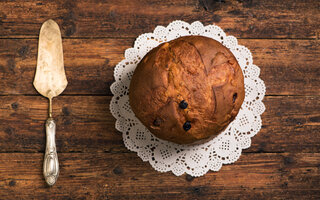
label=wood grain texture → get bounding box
[0,0,319,198]
[0,96,319,153]
[0,39,319,95]
[0,152,319,199]
[0,0,319,39]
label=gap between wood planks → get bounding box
[0,151,289,154]
[0,37,318,40]
[0,94,319,97]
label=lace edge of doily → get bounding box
[110,20,266,177]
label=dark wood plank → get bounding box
[239,39,320,96]
[0,38,129,95]
[0,152,319,199]
[0,39,319,95]
[0,0,319,39]
[0,96,319,153]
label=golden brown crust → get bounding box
[129,36,245,144]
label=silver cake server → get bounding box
[33,19,68,186]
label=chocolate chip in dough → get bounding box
[179,100,188,109]
[153,118,162,126]
[233,93,238,103]
[183,121,191,131]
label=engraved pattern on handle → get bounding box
[43,118,59,186]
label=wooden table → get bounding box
[0,0,319,199]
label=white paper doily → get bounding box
[110,20,266,177]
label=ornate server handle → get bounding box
[43,118,59,186]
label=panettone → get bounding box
[129,36,245,144]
